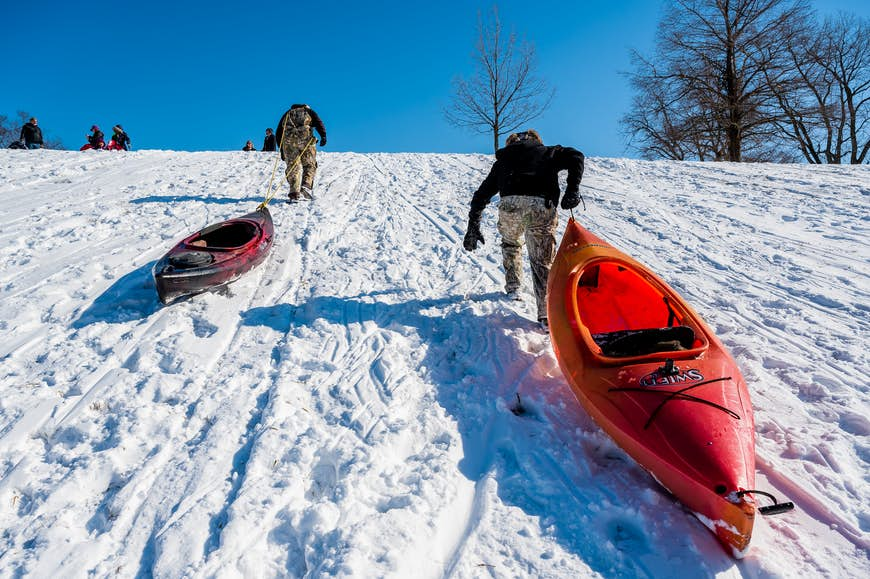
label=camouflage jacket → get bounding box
[276,104,326,146]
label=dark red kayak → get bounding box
[153,207,274,304]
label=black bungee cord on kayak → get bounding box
[610,364,797,515]
[609,376,741,429]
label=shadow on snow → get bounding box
[241,291,737,577]
[130,195,264,205]
[71,261,161,328]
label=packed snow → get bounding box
[0,149,867,578]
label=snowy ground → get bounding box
[0,149,867,578]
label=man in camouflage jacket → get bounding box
[463,129,585,328]
[276,104,327,201]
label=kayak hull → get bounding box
[153,207,274,304]
[547,218,756,557]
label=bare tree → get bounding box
[764,31,828,164]
[812,14,869,164]
[0,114,15,147]
[623,52,729,160]
[623,0,811,162]
[445,6,554,153]
[767,14,869,163]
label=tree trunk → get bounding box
[725,41,742,162]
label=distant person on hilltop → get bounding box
[107,125,131,150]
[462,129,585,330]
[242,140,256,151]
[276,104,326,202]
[81,125,105,150]
[20,117,43,149]
[262,127,276,152]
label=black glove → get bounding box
[319,137,327,147]
[561,189,581,210]
[463,218,485,251]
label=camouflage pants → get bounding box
[497,196,558,320]
[282,134,317,192]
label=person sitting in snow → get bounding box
[81,125,105,150]
[275,103,327,201]
[107,125,131,150]
[462,129,585,330]
[242,140,256,151]
[19,117,44,149]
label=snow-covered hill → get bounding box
[0,149,867,578]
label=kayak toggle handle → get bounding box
[737,489,795,515]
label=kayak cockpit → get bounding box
[185,220,259,250]
[570,259,708,360]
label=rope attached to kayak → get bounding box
[609,377,740,429]
[258,113,290,210]
[567,189,586,221]
[258,137,315,210]
[258,111,316,210]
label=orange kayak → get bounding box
[547,218,756,557]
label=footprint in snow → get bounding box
[306,456,339,500]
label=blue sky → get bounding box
[2,1,867,156]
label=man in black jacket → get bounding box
[275,104,327,201]
[463,129,585,329]
[20,117,44,149]
[261,128,276,152]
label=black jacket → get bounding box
[469,141,585,216]
[20,123,43,145]
[88,130,105,148]
[112,131,130,149]
[262,133,277,151]
[275,104,326,147]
